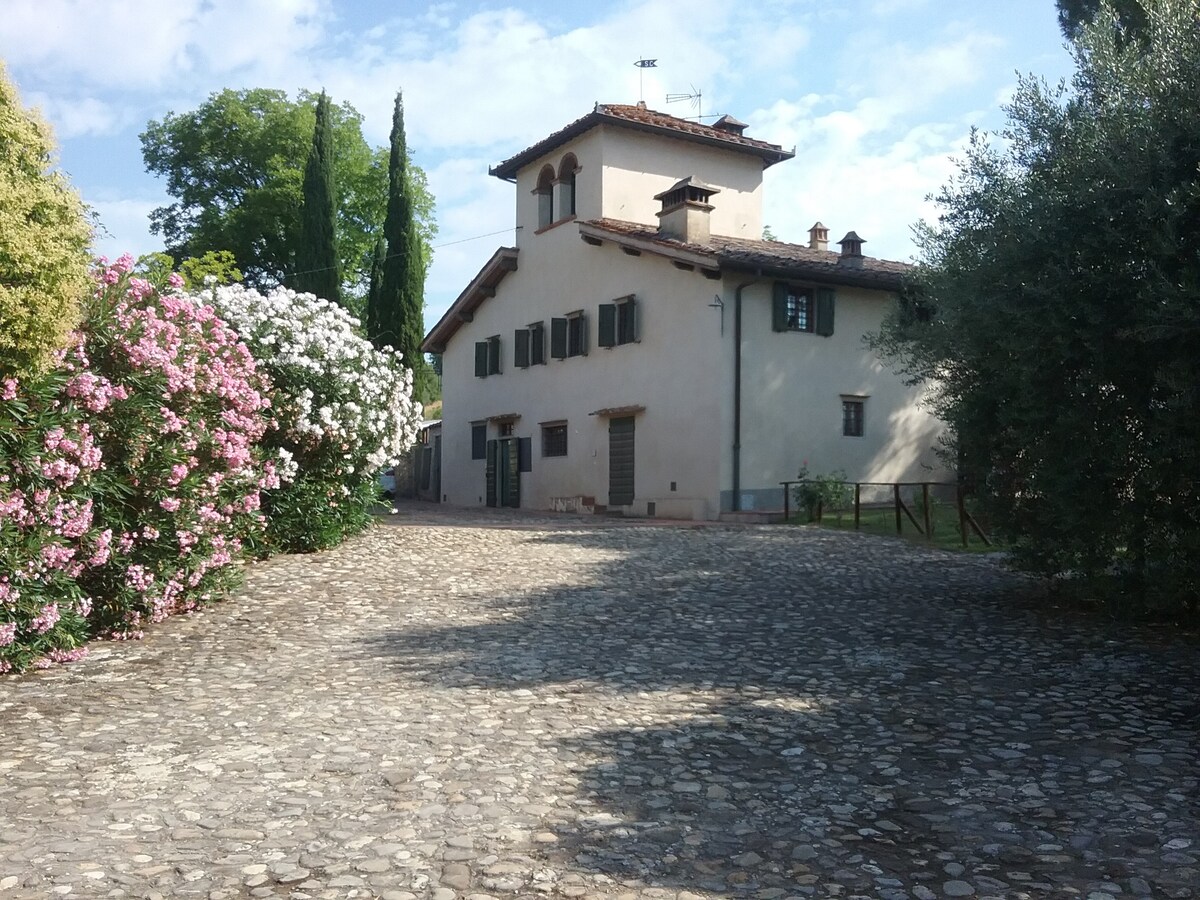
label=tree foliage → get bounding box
[873,0,1200,614]
[140,88,435,303]
[295,91,340,305]
[1057,0,1150,38]
[0,64,91,376]
[373,92,436,404]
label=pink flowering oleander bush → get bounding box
[0,256,275,673]
[202,284,422,552]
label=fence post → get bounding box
[922,482,933,541]
[957,484,968,548]
[893,484,902,534]
[854,483,861,531]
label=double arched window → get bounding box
[535,153,580,231]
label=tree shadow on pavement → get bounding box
[365,523,1200,897]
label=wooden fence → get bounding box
[778,480,991,548]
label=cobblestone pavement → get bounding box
[2,503,1198,900]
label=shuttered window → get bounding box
[599,296,638,348]
[551,313,587,358]
[773,282,835,336]
[471,423,487,460]
[475,336,501,376]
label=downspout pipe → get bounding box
[731,278,756,512]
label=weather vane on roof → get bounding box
[634,58,657,104]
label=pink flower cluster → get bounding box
[1,257,274,674]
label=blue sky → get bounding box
[1,0,1075,331]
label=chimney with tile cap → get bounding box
[808,221,829,251]
[655,176,720,243]
[837,230,865,268]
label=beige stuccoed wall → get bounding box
[439,222,733,518]
[510,127,765,241]
[732,279,949,510]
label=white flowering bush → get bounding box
[201,283,422,550]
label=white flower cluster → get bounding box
[200,285,423,480]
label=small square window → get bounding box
[842,399,864,437]
[542,423,568,457]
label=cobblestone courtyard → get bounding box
[1,504,1197,900]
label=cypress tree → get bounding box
[365,232,385,339]
[295,90,340,305]
[376,90,431,399]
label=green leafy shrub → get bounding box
[204,283,422,552]
[793,463,852,522]
[1,258,274,673]
[0,64,91,376]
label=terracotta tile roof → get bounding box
[489,103,794,180]
[581,219,912,290]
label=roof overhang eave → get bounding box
[420,247,519,354]
[716,255,907,292]
[577,222,720,272]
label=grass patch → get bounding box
[787,503,1006,553]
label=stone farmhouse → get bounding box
[421,102,947,519]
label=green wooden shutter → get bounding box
[487,337,501,375]
[531,323,545,365]
[518,437,532,472]
[771,282,789,332]
[815,288,836,336]
[514,328,530,368]
[579,315,589,356]
[471,424,486,460]
[474,341,488,377]
[598,303,616,347]
[623,298,638,343]
[550,317,567,359]
[485,440,498,507]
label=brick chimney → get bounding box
[655,176,720,243]
[808,221,829,251]
[837,231,865,268]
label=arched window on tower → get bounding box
[558,153,578,218]
[535,165,554,229]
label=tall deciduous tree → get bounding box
[140,88,435,306]
[873,0,1200,614]
[374,91,435,403]
[295,91,340,305]
[0,64,91,376]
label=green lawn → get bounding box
[786,503,1005,553]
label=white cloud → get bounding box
[87,197,162,262]
[25,94,127,139]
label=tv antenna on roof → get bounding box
[666,86,702,121]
